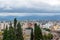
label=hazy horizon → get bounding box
[0,13,60,16]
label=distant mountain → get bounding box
[0,15,60,21]
[0,8,60,13]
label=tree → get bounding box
[8,22,16,40]
[43,33,53,40]
[34,23,43,40]
[14,18,17,40]
[14,18,17,28]
[14,18,17,32]
[48,33,53,40]
[30,28,33,40]
[16,22,24,40]
[43,34,48,40]
[3,25,8,40]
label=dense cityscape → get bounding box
[0,18,60,40]
[0,0,60,40]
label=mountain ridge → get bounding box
[0,15,60,21]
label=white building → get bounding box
[42,22,54,29]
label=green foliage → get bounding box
[14,18,17,27]
[48,33,53,40]
[3,18,24,40]
[3,26,9,40]
[30,28,33,40]
[43,34,48,40]
[8,22,16,40]
[43,33,53,40]
[14,18,17,40]
[3,18,53,40]
[34,23,43,40]
[16,22,24,40]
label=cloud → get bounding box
[0,0,60,12]
[0,13,60,16]
[0,13,29,16]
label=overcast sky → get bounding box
[0,0,60,16]
[0,0,60,13]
